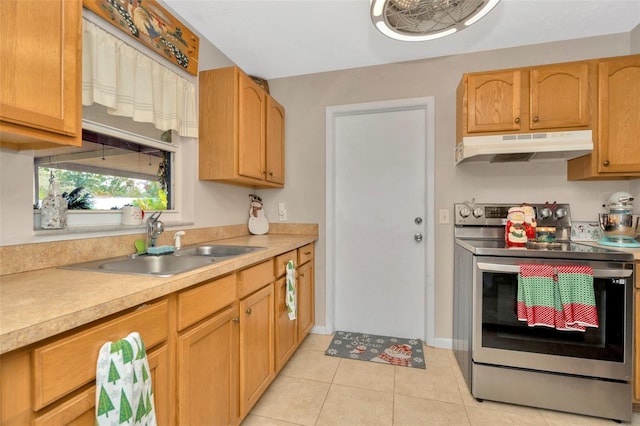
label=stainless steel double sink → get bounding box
[61,245,267,277]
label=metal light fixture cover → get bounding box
[371,0,500,41]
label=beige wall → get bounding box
[264,33,638,342]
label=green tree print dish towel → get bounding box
[96,332,157,425]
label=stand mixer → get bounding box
[598,191,640,247]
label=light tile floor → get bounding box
[243,334,640,426]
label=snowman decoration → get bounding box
[248,194,269,235]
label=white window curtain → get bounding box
[82,19,198,138]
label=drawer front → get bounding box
[178,274,237,331]
[298,243,314,266]
[275,250,297,277]
[238,260,274,298]
[33,299,169,410]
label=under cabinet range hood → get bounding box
[455,130,593,164]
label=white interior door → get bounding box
[330,102,429,340]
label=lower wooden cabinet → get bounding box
[297,260,315,342]
[177,305,239,426]
[0,299,171,426]
[32,345,170,426]
[239,283,275,418]
[275,276,298,372]
[0,242,316,426]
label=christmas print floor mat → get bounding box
[325,331,425,369]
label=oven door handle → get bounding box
[476,262,633,278]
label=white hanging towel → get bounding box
[286,260,297,320]
[95,332,157,426]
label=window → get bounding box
[34,121,175,212]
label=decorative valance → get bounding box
[82,19,198,138]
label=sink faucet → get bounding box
[146,212,164,248]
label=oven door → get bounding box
[472,256,633,381]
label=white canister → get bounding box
[121,206,143,226]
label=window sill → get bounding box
[33,220,194,238]
[33,210,193,239]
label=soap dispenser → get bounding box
[41,175,68,229]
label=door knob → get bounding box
[414,233,423,242]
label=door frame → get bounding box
[325,97,436,346]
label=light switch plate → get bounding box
[439,209,450,224]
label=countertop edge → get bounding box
[0,234,317,354]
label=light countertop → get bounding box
[576,240,640,261]
[0,233,317,355]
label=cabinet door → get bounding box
[530,62,591,129]
[238,72,266,180]
[274,276,297,372]
[596,55,640,174]
[177,305,239,426]
[265,96,285,185]
[297,261,315,342]
[0,0,81,148]
[239,283,275,418]
[466,71,522,133]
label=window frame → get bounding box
[33,119,180,231]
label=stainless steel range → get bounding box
[453,202,634,422]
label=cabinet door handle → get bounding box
[245,308,252,315]
[232,317,240,323]
[603,160,610,166]
[514,117,520,124]
[533,116,539,122]
[269,171,273,176]
[304,251,311,255]
[299,273,305,278]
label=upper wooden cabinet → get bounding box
[465,70,522,133]
[265,97,285,185]
[568,55,640,180]
[459,61,594,138]
[199,66,285,188]
[530,62,591,130]
[0,0,82,150]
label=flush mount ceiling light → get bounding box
[371,0,500,41]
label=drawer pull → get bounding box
[232,317,240,323]
[245,308,252,315]
[304,251,311,255]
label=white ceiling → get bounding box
[164,0,640,80]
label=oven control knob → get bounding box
[472,208,484,218]
[554,208,567,219]
[540,207,552,219]
[459,206,471,218]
